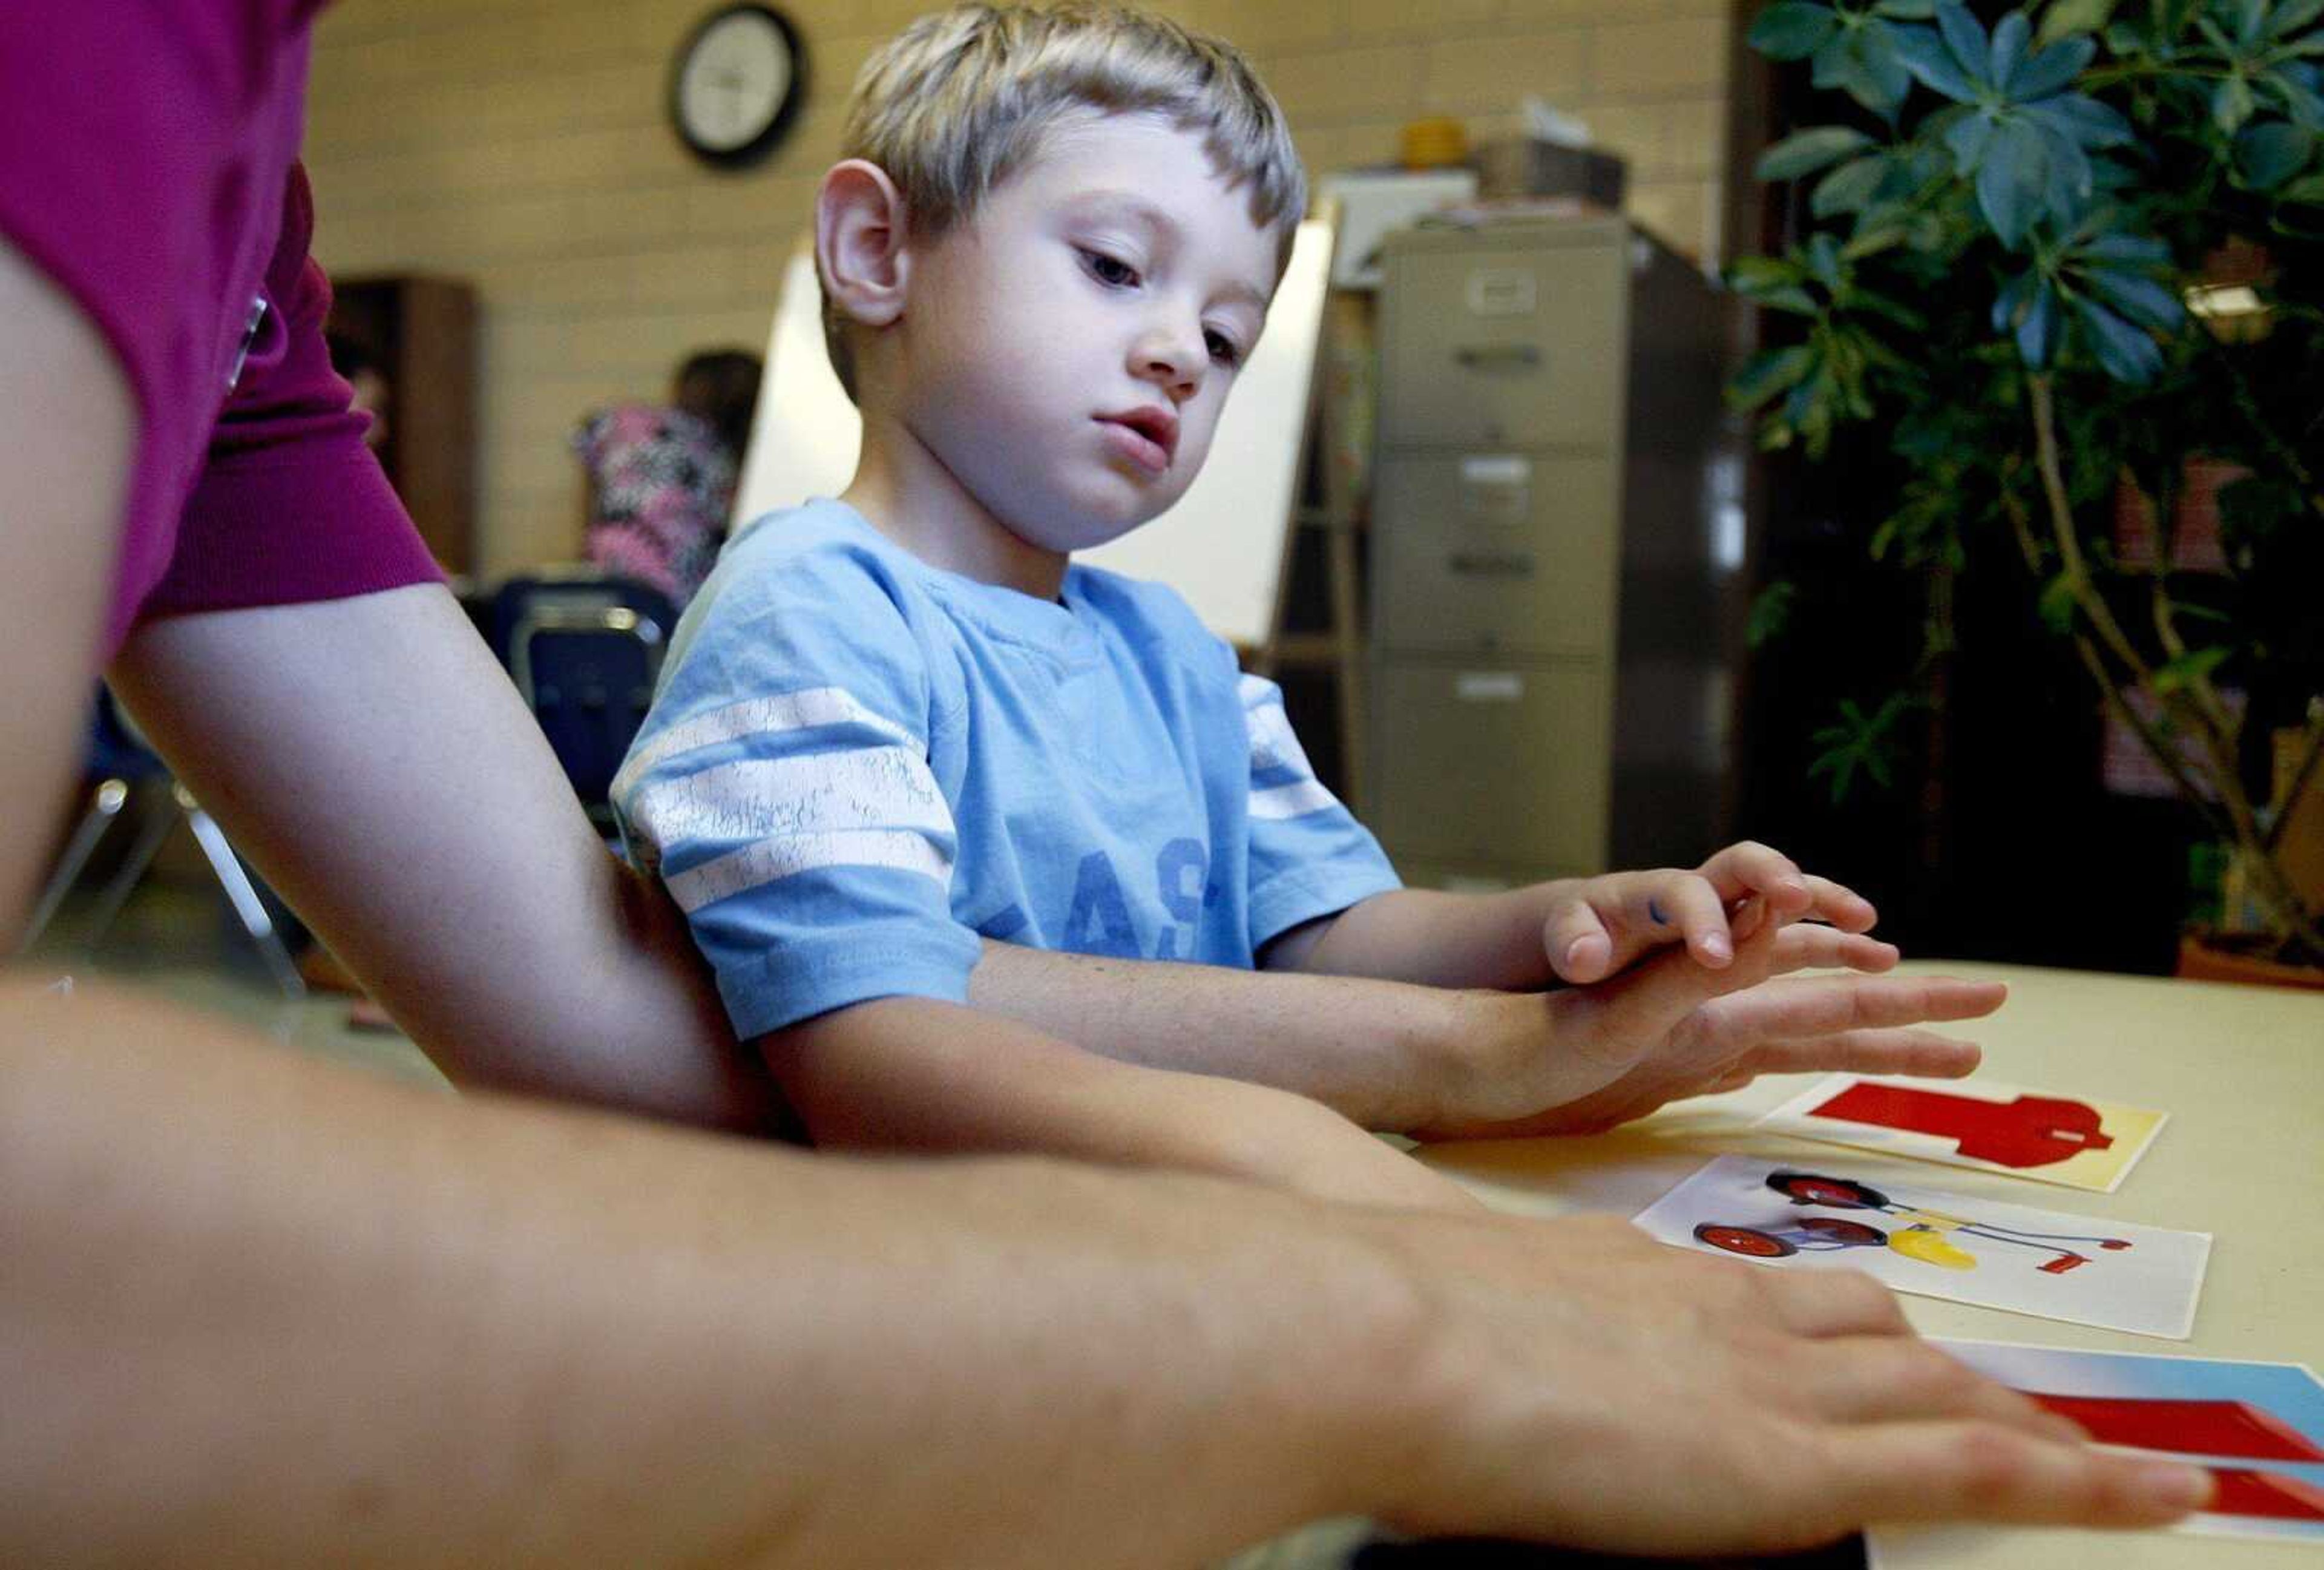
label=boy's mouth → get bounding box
[1095,406,1178,474]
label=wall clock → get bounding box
[671,5,804,169]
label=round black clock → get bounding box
[669,4,804,169]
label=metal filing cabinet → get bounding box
[1367,215,1732,887]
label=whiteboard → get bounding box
[732,214,1336,648]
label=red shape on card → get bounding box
[2204,1468,2324,1522]
[2029,1393,2324,1462]
[1810,1083,2112,1168]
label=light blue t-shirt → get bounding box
[613,499,1400,1040]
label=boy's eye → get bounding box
[1080,249,1140,288]
[1205,329,1244,368]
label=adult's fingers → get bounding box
[1753,1265,1913,1338]
[1705,973,2008,1042]
[1804,1419,2211,1531]
[1767,924,1900,974]
[1794,1337,2083,1440]
[1745,1025,1983,1079]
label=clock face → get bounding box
[673,5,803,165]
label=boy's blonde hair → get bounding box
[821,2,1307,401]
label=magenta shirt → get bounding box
[0,1,441,662]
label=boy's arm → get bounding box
[973,921,2004,1140]
[1264,842,1883,991]
[763,995,1484,1212]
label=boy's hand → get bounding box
[1422,920,2003,1140]
[1542,841,1881,984]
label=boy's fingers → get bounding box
[1631,872,1733,966]
[1801,873,1878,932]
[1699,841,1812,921]
[1542,903,1617,983]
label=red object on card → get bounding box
[1810,1083,2113,1168]
[2028,1393,2324,1462]
[2205,1468,2324,1522]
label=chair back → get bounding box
[496,577,675,816]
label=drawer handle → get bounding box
[1452,343,1542,372]
[1446,551,1536,578]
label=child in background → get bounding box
[614,4,1996,1207]
[574,348,763,607]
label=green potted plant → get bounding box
[1730,0,2324,977]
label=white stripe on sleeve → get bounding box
[1249,780,1340,821]
[625,747,953,859]
[612,687,919,811]
[665,829,954,913]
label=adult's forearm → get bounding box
[970,940,1475,1130]
[0,977,1413,1568]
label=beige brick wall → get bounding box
[306,0,1733,574]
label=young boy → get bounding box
[613,3,1998,1207]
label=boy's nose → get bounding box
[1132,323,1204,400]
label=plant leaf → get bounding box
[2009,34,2096,97]
[1992,266,2038,332]
[1876,0,1939,16]
[2152,645,2233,695]
[2038,571,2081,632]
[2021,92,2136,145]
[2084,229,2171,263]
[2234,119,2317,186]
[1746,580,1799,648]
[2017,277,2063,363]
[1813,154,1892,214]
[1750,1,1843,59]
[1976,118,2051,244]
[1945,107,2000,170]
[2084,265,2187,329]
[1936,0,1992,84]
[2274,0,2324,34]
[1893,23,1983,97]
[2038,0,2120,44]
[1729,344,1817,409]
[2265,65,2324,131]
[2070,295,2165,380]
[1757,125,1877,180]
[2214,73,2259,133]
[2280,170,2324,200]
[1989,10,2033,88]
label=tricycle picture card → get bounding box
[1902,1341,2324,1546]
[1632,1157,2210,1339]
[1753,1072,2168,1193]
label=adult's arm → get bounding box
[107,582,782,1134]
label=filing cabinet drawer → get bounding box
[1378,243,1626,450]
[1367,660,1611,869]
[1372,453,1619,658]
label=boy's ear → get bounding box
[816,160,911,329]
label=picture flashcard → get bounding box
[1753,1073,2167,1193]
[1906,1341,2324,1546]
[1631,1157,2210,1339]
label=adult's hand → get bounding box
[1351,1210,2208,1553]
[1420,921,2000,1139]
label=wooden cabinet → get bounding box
[327,275,477,573]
